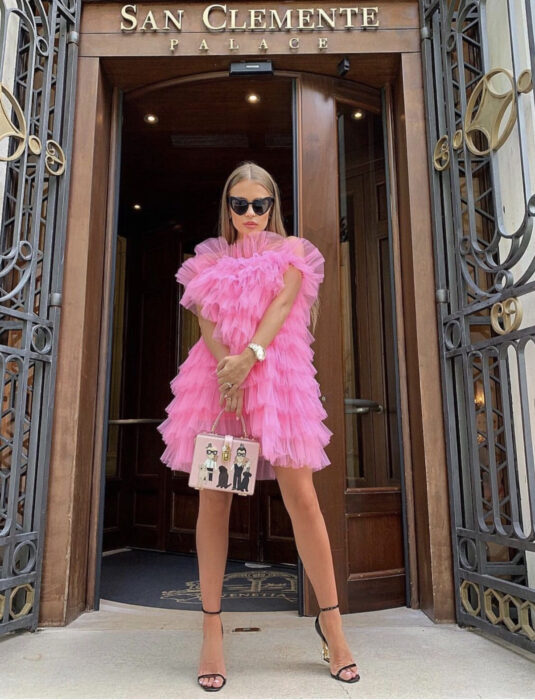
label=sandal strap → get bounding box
[201,607,222,614]
[319,603,339,612]
[335,663,358,678]
[198,674,226,680]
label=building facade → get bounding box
[0,0,534,654]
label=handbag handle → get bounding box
[210,407,249,439]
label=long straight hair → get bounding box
[218,161,320,333]
[219,161,286,242]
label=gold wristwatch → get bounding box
[247,342,266,361]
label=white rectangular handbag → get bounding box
[188,408,261,496]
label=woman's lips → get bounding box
[244,222,258,228]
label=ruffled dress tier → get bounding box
[157,229,333,480]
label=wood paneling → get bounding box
[41,58,113,624]
[80,1,419,58]
[347,572,405,612]
[101,54,402,92]
[392,52,455,622]
[82,1,419,33]
[82,31,419,57]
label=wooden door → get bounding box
[103,227,181,551]
[298,76,406,614]
[337,98,405,611]
[104,227,297,565]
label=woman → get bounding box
[157,162,360,691]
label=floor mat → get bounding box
[99,549,298,612]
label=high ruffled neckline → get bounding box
[224,230,288,258]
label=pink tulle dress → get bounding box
[157,229,333,480]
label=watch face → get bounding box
[258,347,266,360]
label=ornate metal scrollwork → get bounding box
[28,135,42,155]
[516,68,533,94]
[490,297,523,335]
[433,134,450,170]
[0,0,79,637]
[421,0,535,654]
[464,68,517,156]
[45,140,66,176]
[0,82,27,162]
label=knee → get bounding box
[198,490,233,518]
[282,487,320,520]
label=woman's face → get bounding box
[228,179,273,240]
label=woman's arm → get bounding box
[247,264,303,350]
[215,264,303,392]
[196,306,231,363]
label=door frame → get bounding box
[40,55,455,625]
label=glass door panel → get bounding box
[337,100,401,489]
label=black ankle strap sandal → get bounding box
[314,603,360,683]
[198,607,226,692]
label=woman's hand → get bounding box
[216,351,255,416]
[216,352,255,393]
[219,386,245,418]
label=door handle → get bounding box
[344,398,384,415]
[108,418,164,425]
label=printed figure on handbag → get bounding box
[198,444,218,484]
[189,408,260,496]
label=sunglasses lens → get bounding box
[229,197,248,215]
[252,198,273,215]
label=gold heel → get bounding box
[314,604,336,664]
[313,603,360,683]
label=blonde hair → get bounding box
[218,161,320,333]
[219,161,286,242]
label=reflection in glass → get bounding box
[337,102,400,489]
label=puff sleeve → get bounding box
[175,236,227,317]
[279,235,325,311]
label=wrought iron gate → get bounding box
[0,0,79,635]
[420,0,535,652]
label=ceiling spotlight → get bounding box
[144,113,159,124]
[351,110,364,120]
[133,203,142,211]
[246,93,260,104]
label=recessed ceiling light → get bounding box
[246,93,260,104]
[133,203,142,211]
[144,113,159,124]
[351,110,364,120]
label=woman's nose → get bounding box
[246,204,255,216]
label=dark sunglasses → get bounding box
[228,196,274,216]
[206,449,218,456]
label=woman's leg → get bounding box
[272,465,359,681]
[196,489,233,688]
